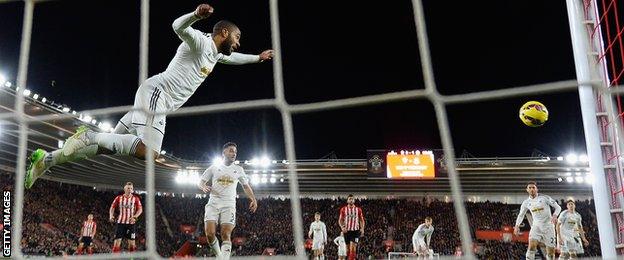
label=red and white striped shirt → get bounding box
[339,205,364,231]
[81,220,97,237]
[111,194,142,224]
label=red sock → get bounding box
[76,247,83,255]
[129,245,136,252]
[112,245,121,253]
[87,248,94,255]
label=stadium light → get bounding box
[259,156,271,168]
[565,153,578,164]
[91,119,97,125]
[556,156,564,161]
[269,177,276,183]
[0,73,6,85]
[160,150,166,155]
[188,171,200,184]
[261,176,268,183]
[250,158,259,165]
[82,115,92,123]
[72,110,77,115]
[575,176,584,183]
[58,140,64,149]
[99,122,112,132]
[62,107,70,113]
[41,97,47,103]
[251,174,260,185]
[280,178,284,182]
[4,81,11,88]
[32,94,39,100]
[282,160,287,164]
[557,177,563,182]
[578,154,588,163]
[22,89,31,96]
[566,176,574,183]
[175,174,185,184]
[212,156,223,166]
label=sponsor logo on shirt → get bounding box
[216,176,235,186]
[531,207,544,212]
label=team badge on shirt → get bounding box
[200,67,211,77]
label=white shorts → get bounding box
[116,78,172,152]
[204,203,236,226]
[312,239,324,250]
[529,224,556,248]
[561,235,584,254]
[414,238,427,251]
[338,247,346,256]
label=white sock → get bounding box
[45,145,98,167]
[90,132,140,156]
[526,249,536,260]
[209,237,221,256]
[221,241,232,260]
[320,256,325,260]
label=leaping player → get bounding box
[198,142,257,260]
[514,181,561,260]
[412,217,434,259]
[25,3,274,189]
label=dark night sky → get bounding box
[0,0,586,161]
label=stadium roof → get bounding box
[0,87,593,195]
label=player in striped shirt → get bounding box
[308,212,328,260]
[109,182,143,253]
[338,194,365,260]
[76,214,97,255]
[25,2,274,189]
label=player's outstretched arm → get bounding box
[242,184,258,212]
[172,4,214,51]
[218,50,274,65]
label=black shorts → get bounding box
[79,236,93,247]
[344,230,360,245]
[115,224,136,240]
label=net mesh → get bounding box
[3,0,622,258]
[583,0,624,253]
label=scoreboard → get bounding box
[367,150,436,179]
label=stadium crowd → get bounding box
[1,172,601,258]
